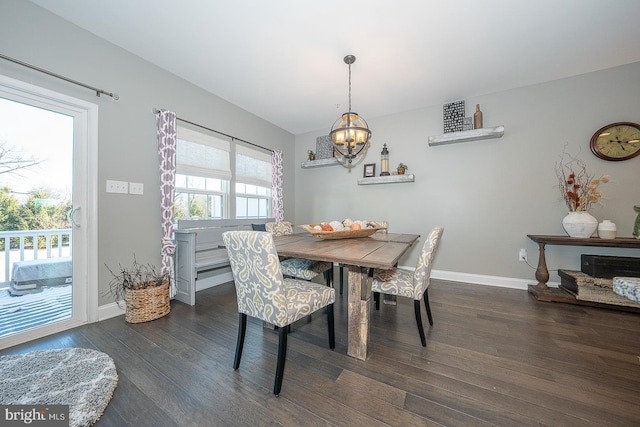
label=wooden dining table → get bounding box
[273,231,420,360]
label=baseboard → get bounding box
[98,301,125,321]
[429,269,560,290]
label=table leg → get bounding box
[347,265,370,360]
[528,242,550,297]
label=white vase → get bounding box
[597,220,617,239]
[562,211,598,238]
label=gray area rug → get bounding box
[0,348,118,427]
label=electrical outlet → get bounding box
[519,248,527,262]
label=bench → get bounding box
[174,218,274,305]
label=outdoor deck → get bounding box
[0,284,72,338]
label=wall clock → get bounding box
[589,122,640,161]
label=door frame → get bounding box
[0,74,98,349]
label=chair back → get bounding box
[222,230,289,327]
[265,221,294,236]
[412,227,444,295]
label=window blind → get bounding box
[176,126,231,180]
[236,144,272,188]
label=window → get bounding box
[175,125,271,220]
[235,145,272,218]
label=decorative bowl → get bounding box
[298,224,386,240]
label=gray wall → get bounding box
[2,1,639,301]
[295,62,640,286]
[0,1,295,305]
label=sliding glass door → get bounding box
[0,75,97,349]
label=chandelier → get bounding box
[329,55,371,166]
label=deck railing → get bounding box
[0,229,72,284]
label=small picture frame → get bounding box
[363,163,376,178]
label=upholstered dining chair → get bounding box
[222,230,335,396]
[372,226,444,347]
[266,221,334,287]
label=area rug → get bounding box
[0,348,118,427]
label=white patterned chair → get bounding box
[222,230,335,396]
[372,226,444,347]
[266,221,334,286]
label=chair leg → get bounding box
[327,303,335,349]
[423,289,434,326]
[339,266,344,295]
[274,325,289,396]
[374,292,380,310]
[414,300,427,347]
[324,268,331,287]
[233,313,247,370]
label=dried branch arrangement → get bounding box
[105,256,169,306]
[555,150,609,212]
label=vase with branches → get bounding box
[555,151,609,212]
[555,150,609,238]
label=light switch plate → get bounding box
[106,180,128,194]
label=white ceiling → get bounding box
[30,0,640,135]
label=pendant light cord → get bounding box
[348,62,352,113]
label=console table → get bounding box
[526,235,640,309]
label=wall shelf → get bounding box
[428,125,505,146]
[301,158,341,168]
[357,174,415,185]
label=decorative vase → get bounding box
[397,168,406,175]
[597,220,617,239]
[473,104,483,129]
[562,211,598,238]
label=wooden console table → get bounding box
[526,235,640,308]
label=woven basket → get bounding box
[124,281,170,323]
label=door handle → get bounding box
[67,207,81,228]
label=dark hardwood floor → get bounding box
[2,279,640,426]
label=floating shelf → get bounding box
[301,158,342,168]
[357,174,415,185]
[428,125,505,146]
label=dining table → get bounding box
[273,231,420,360]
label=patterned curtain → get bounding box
[156,109,177,297]
[271,150,284,221]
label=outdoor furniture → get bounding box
[9,256,72,296]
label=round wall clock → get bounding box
[589,122,640,161]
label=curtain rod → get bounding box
[153,108,274,153]
[0,53,119,100]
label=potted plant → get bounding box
[397,162,408,175]
[307,150,316,161]
[106,256,171,323]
